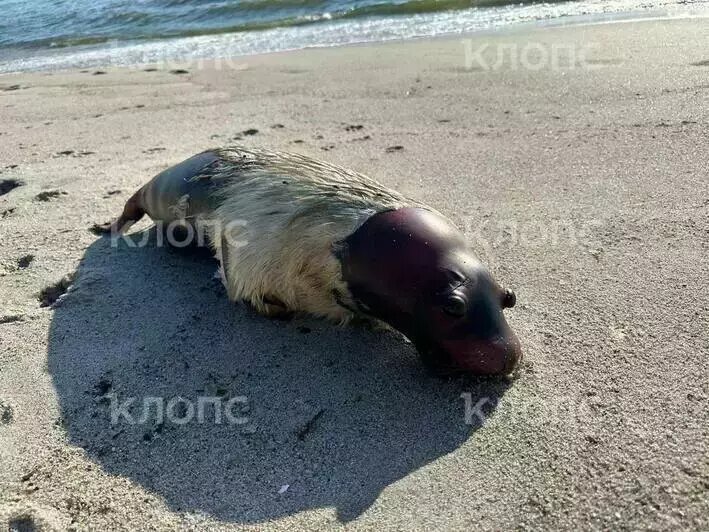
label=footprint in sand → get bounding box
[38,273,76,308]
[17,254,34,269]
[1,503,70,531]
[35,190,67,202]
[0,400,14,425]
[54,150,95,158]
[0,179,24,196]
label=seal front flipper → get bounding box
[257,294,292,319]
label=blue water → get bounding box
[0,0,570,49]
[0,0,705,72]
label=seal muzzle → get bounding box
[337,207,522,375]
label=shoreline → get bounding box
[1,2,707,75]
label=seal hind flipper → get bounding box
[96,150,222,237]
[95,188,146,235]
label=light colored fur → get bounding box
[187,146,427,322]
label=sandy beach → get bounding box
[1,17,708,530]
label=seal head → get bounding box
[337,207,521,376]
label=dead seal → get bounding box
[100,146,522,375]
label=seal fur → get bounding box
[209,147,422,321]
[106,146,425,321]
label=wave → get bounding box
[0,0,568,51]
[0,0,705,73]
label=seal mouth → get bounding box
[419,335,522,377]
[503,343,523,376]
[422,358,520,378]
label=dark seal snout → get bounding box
[415,287,522,376]
[432,332,522,376]
[336,207,523,376]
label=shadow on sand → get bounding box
[47,230,510,523]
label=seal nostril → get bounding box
[502,288,516,309]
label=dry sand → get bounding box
[0,17,708,531]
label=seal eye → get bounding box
[502,288,516,309]
[442,295,467,318]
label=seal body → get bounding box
[104,146,522,375]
